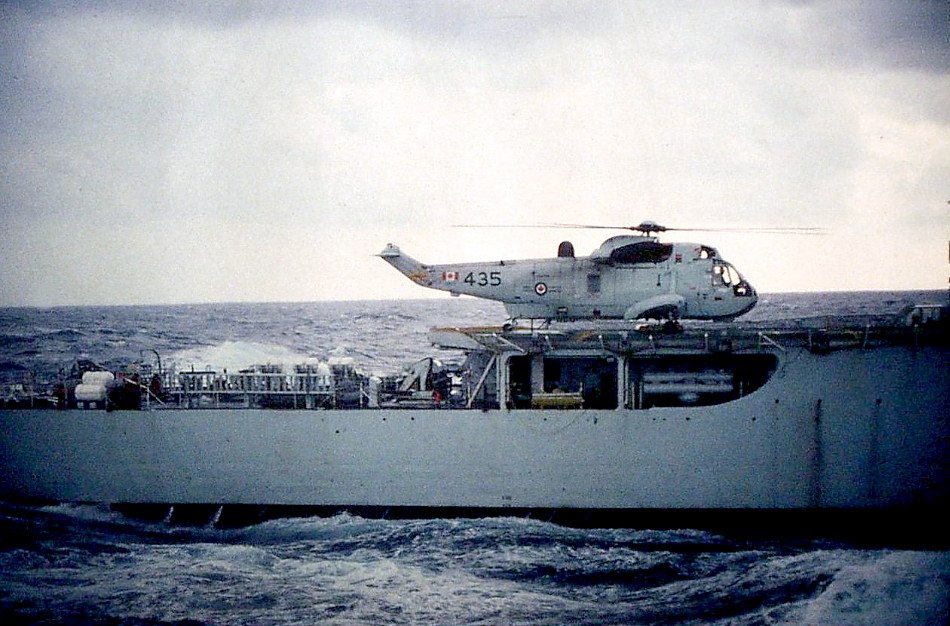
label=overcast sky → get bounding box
[1,0,948,306]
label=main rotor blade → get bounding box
[454,223,650,230]
[454,223,827,234]
[663,227,828,234]
[544,223,827,234]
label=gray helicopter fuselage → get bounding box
[379,235,757,321]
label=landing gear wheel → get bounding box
[662,319,683,334]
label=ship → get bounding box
[1,304,948,544]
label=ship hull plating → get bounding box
[2,346,947,518]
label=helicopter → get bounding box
[380,221,817,325]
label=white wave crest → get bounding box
[168,341,320,372]
[798,551,950,626]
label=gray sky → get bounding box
[1,0,948,306]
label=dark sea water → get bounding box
[1,292,948,625]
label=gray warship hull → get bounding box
[2,320,947,536]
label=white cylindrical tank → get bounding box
[81,371,115,386]
[74,383,108,402]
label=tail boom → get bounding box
[378,244,508,301]
[378,244,432,286]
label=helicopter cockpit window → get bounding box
[698,246,716,259]
[713,262,739,286]
[609,242,673,265]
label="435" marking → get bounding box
[464,271,502,286]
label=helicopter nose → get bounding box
[734,280,754,298]
[732,277,757,313]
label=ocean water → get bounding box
[1,292,948,625]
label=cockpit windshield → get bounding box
[713,262,738,286]
[713,261,754,297]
